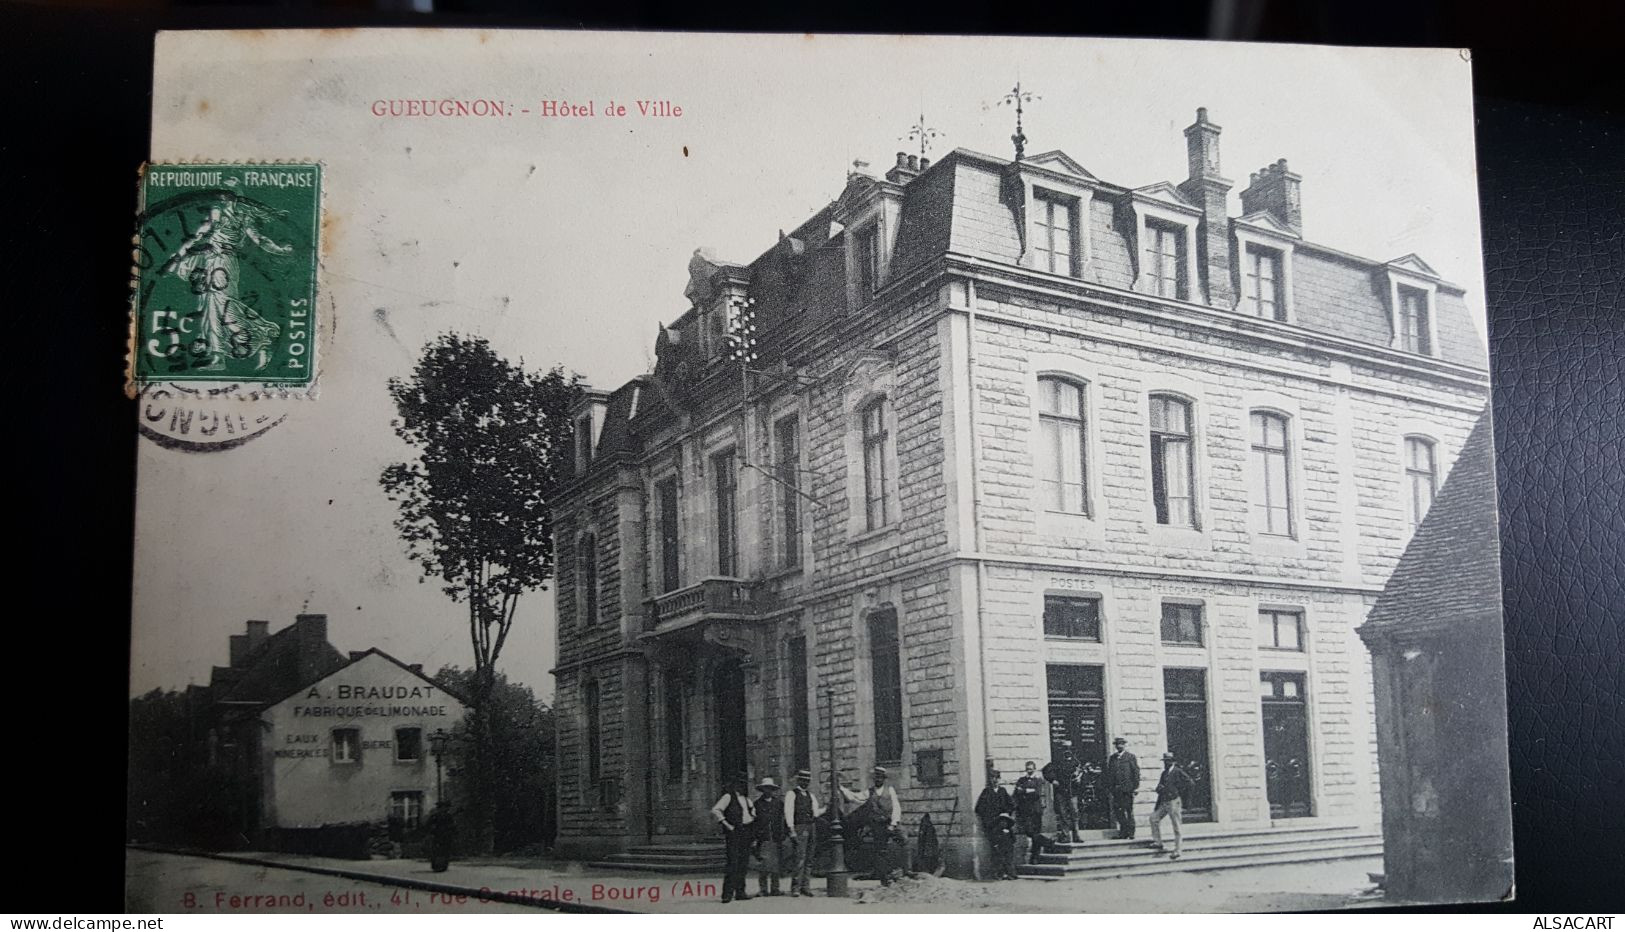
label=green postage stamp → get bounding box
[130,162,321,394]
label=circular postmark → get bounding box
[137,381,291,452]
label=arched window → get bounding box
[1150,394,1197,528]
[577,530,598,625]
[861,398,889,530]
[1250,411,1294,537]
[1405,436,1438,529]
[1037,376,1089,515]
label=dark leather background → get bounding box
[4,11,1620,912]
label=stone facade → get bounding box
[549,112,1489,875]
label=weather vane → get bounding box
[903,111,943,160]
[986,79,1040,162]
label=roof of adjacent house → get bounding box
[1360,412,1504,640]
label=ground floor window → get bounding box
[394,726,423,762]
[389,791,424,829]
[331,728,361,765]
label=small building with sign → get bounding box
[550,108,1490,875]
[195,613,466,849]
[261,648,466,834]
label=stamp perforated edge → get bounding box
[126,159,327,401]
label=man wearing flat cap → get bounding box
[786,769,825,896]
[840,766,903,886]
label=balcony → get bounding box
[643,577,773,635]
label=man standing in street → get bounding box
[1150,752,1196,861]
[1103,737,1141,840]
[786,769,824,896]
[1042,748,1084,844]
[710,773,757,903]
[753,777,789,896]
[840,766,903,886]
[1013,760,1048,865]
[974,768,1014,878]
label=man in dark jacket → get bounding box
[1150,752,1196,860]
[1102,737,1141,840]
[1042,749,1084,844]
[753,777,789,895]
[974,769,1014,877]
[1013,760,1048,864]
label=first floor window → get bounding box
[656,476,681,593]
[1258,609,1304,651]
[1037,376,1089,514]
[389,791,424,829]
[1150,394,1197,528]
[713,448,738,575]
[577,530,598,625]
[1405,436,1438,529]
[331,728,361,765]
[394,726,423,762]
[854,225,879,300]
[861,399,890,530]
[1161,603,1204,646]
[776,415,803,568]
[1250,411,1295,537]
[1044,595,1102,640]
[869,608,904,763]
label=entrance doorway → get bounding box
[1046,664,1110,829]
[713,658,748,785]
[1261,672,1313,818]
[1162,668,1215,822]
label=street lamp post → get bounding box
[824,686,850,898]
[429,728,451,805]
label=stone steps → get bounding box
[1017,825,1381,881]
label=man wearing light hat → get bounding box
[752,777,789,896]
[1150,752,1196,861]
[786,769,825,896]
[840,765,903,885]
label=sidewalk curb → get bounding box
[126,843,631,913]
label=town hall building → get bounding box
[548,107,1489,876]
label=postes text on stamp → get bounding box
[131,163,321,393]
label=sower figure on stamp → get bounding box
[1150,752,1196,861]
[1042,747,1084,844]
[975,768,1014,877]
[786,770,825,897]
[1103,737,1142,840]
[1013,760,1048,865]
[752,777,789,896]
[840,766,903,886]
[161,198,292,372]
[710,773,757,903]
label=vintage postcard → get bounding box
[126,30,1514,914]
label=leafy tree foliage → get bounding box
[435,666,558,852]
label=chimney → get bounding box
[228,634,249,667]
[1240,158,1302,233]
[1176,107,1235,309]
[245,620,269,652]
[885,150,919,184]
[295,613,330,683]
[919,157,930,171]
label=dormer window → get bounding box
[1033,190,1078,276]
[854,225,879,302]
[1146,220,1189,300]
[1244,245,1285,321]
[1397,285,1432,355]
